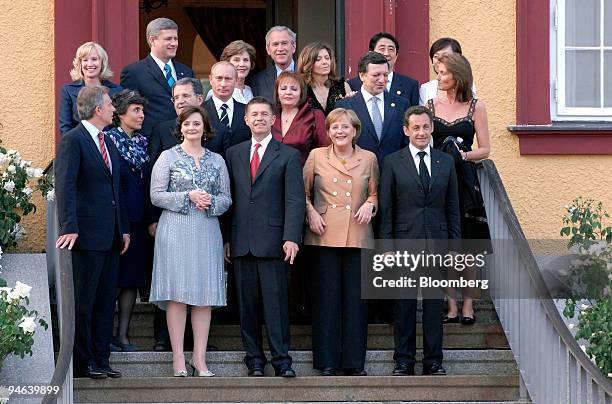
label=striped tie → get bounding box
[98,132,111,171]
[164,63,175,88]
[219,103,229,125]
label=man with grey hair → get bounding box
[121,17,194,137]
[55,85,130,379]
[251,25,297,102]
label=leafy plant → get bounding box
[561,197,612,376]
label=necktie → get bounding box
[250,143,261,183]
[98,132,111,172]
[371,96,383,139]
[219,103,229,125]
[417,151,430,193]
[164,63,175,88]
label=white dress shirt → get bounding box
[206,86,253,104]
[82,120,112,172]
[361,87,385,123]
[250,133,272,162]
[150,53,176,81]
[408,143,431,176]
[386,71,394,93]
[212,95,234,124]
[275,60,295,76]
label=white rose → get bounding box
[33,168,44,178]
[3,180,15,192]
[7,164,16,173]
[568,323,575,329]
[0,152,7,165]
[6,289,21,303]
[6,149,17,156]
[603,287,611,297]
[18,316,37,334]
[608,372,612,378]
[13,281,32,299]
[608,273,612,281]
[25,167,34,177]
[46,189,55,202]
[558,269,568,277]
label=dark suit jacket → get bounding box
[379,147,460,241]
[348,73,420,106]
[225,138,305,258]
[120,55,194,137]
[250,64,277,103]
[335,92,409,166]
[55,122,129,251]
[204,98,251,148]
[58,80,122,134]
[145,118,230,224]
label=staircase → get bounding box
[73,300,526,403]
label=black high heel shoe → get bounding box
[460,314,476,325]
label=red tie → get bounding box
[250,143,261,183]
[98,132,110,171]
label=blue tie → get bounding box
[164,63,175,88]
[371,97,383,139]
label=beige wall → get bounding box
[0,2,54,252]
[429,0,612,239]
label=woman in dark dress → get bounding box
[59,42,122,134]
[427,53,491,325]
[106,89,150,350]
[297,42,353,116]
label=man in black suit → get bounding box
[336,52,409,167]
[120,17,194,137]
[224,97,305,378]
[379,105,461,376]
[348,32,419,106]
[55,86,130,379]
[204,61,251,147]
[250,26,297,102]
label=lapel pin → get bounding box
[390,102,396,108]
[396,90,402,95]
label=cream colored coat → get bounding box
[303,145,379,249]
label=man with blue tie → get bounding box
[121,18,194,137]
[55,86,130,379]
[336,52,409,168]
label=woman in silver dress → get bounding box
[149,105,232,377]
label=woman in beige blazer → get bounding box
[303,108,379,376]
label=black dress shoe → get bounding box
[461,315,476,325]
[423,363,446,375]
[247,366,264,377]
[392,362,415,376]
[345,368,367,376]
[275,365,296,378]
[77,365,107,379]
[153,341,171,351]
[320,367,335,376]
[443,315,460,324]
[99,366,122,378]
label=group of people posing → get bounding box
[55,17,491,380]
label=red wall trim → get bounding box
[515,132,612,155]
[54,0,139,145]
[344,0,429,83]
[516,0,550,125]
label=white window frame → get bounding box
[551,0,612,120]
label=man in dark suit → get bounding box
[204,61,251,147]
[250,26,297,102]
[348,32,419,106]
[336,52,409,167]
[379,105,461,376]
[120,17,194,137]
[224,97,305,378]
[55,86,130,379]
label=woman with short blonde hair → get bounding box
[59,42,122,134]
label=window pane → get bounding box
[605,51,612,107]
[566,0,600,46]
[605,1,612,45]
[565,50,600,107]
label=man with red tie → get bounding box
[224,97,305,377]
[55,85,130,379]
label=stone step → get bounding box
[74,375,520,403]
[127,322,508,351]
[89,402,530,404]
[105,350,517,378]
